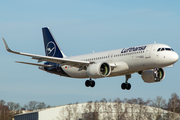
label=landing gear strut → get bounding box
[85,78,95,87]
[121,74,131,90]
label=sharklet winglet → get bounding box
[2,38,20,54]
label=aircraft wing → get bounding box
[3,38,89,68]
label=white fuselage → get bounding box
[60,44,178,78]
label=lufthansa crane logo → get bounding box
[46,41,56,57]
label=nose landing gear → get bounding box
[121,74,131,90]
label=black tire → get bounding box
[126,83,131,90]
[85,80,90,87]
[91,81,95,87]
[121,83,126,90]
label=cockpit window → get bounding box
[161,48,165,51]
[165,48,171,51]
[157,48,161,51]
[157,47,174,52]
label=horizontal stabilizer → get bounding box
[15,61,53,67]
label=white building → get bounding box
[14,102,180,120]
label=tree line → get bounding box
[57,93,180,120]
[0,100,50,120]
[0,93,180,120]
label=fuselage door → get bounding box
[145,45,153,58]
[108,54,113,61]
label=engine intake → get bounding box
[87,62,111,78]
[141,68,165,83]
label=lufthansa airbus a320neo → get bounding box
[3,27,179,90]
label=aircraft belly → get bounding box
[44,65,70,77]
[62,66,88,78]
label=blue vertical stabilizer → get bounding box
[42,27,65,58]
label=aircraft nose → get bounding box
[171,52,179,63]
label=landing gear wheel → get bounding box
[85,79,95,88]
[121,83,126,90]
[90,80,95,87]
[126,83,131,90]
[121,83,131,90]
[121,74,132,90]
[85,80,90,87]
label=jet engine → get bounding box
[141,68,165,83]
[87,62,111,78]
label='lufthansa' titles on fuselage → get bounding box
[121,46,147,53]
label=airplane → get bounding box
[2,27,179,90]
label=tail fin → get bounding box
[42,27,66,58]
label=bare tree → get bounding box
[7,102,15,111]
[113,98,127,120]
[136,98,152,120]
[37,102,47,109]
[0,104,9,120]
[7,102,21,111]
[57,106,66,120]
[167,93,180,120]
[125,98,152,120]
[66,103,73,120]
[83,101,93,120]
[106,99,113,120]
[93,100,100,120]
[126,98,137,120]
[0,100,6,105]
[24,101,39,111]
[72,102,80,120]
[7,102,21,119]
[57,103,74,120]
[100,98,107,120]
[24,101,50,111]
[151,96,166,120]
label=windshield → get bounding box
[157,48,174,52]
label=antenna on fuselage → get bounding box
[154,41,156,44]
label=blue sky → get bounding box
[0,0,180,107]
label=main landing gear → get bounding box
[121,74,131,90]
[85,78,95,87]
[85,75,132,90]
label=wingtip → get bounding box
[2,38,15,53]
[2,37,6,44]
[2,37,10,51]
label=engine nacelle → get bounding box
[87,62,111,78]
[141,68,165,83]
